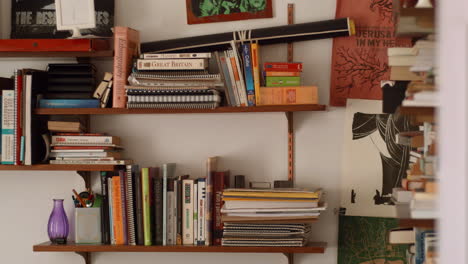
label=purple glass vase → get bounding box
[47,199,69,244]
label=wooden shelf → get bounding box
[33,241,327,254]
[0,50,113,58]
[0,164,118,171]
[399,106,435,116]
[399,219,435,229]
[34,105,327,115]
[400,8,435,17]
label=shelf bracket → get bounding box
[286,112,294,185]
[75,252,91,264]
[77,171,92,189]
[283,253,294,264]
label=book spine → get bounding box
[258,86,318,105]
[251,43,261,106]
[197,179,206,245]
[134,166,144,245]
[264,71,301,77]
[228,50,246,107]
[113,27,140,108]
[265,76,301,87]
[148,167,157,244]
[224,50,240,106]
[100,172,110,244]
[1,90,14,164]
[193,182,198,245]
[142,53,212,59]
[217,52,236,106]
[112,176,124,245]
[176,179,183,245]
[241,44,256,106]
[166,178,175,245]
[15,70,22,165]
[212,172,225,246]
[51,136,119,145]
[205,157,217,246]
[137,59,208,70]
[162,164,168,246]
[264,62,303,72]
[49,160,131,165]
[182,179,194,245]
[119,170,128,245]
[108,177,115,245]
[142,168,152,245]
[39,99,100,108]
[230,42,248,106]
[154,169,163,245]
[172,180,178,245]
[125,165,137,246]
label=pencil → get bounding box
[73,189,87,207]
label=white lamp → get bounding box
[55,0,96,39]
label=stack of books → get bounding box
[387,37,437,107]
[258,62,318,106]
[388,227,437,264]
[39,63,101,108]
[126,52,223,109]
[49,133,131,165]
[100,157,234,246]
[220,188,326,247]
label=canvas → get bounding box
[341,99,414,217]
[186,0,273,24]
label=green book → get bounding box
[265,76,301,87]
[142,168,152,246]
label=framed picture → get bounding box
[186,0,273,25]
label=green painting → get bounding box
[338,215,408,264]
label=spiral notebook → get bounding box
[126,89,221,109]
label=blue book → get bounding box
[241,43,256,106]
[415,228,435,264]
[39,99,100,108]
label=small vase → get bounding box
[47,199,69,244]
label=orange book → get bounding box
[251,43,261,105]
[258,86,318,105]
[265,71,301,77]
[112,176,124,245]
[112,27,140,108]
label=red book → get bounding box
[15,70,23,165]
[113,27,140,108]
[212,170,230,246]
[263,62,303,72]
[0,39,110,52]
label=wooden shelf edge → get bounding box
[34,105,327,115]
[398,106,435,116]
[0,50,113,58]
[399,219,436,229]
[33,241,327,254]
[0,164,117,171]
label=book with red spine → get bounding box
[212,170,229,246]
[119,170,128,245]
[113,27,140,108]
[15,70,23,165]
[263,62,303,72]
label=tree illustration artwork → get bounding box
[334,47,389,98]
[351,112,414,205]
[338,216,408,264]
[369,0,393,22]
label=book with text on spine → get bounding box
[137,59,208,71]
[258,86,319,105]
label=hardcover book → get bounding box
[258,86,318,105]
[136,59,208,70]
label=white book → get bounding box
[193,182,198,245]
[197,179,206,245]
[137,59,208,70]
[49,160,132,165]
[229,42,249,106]
[224,200,318,210]
[388,47,418,57]
[224,50,241,106]
[389,228,416,244]
[49,152,119,158]
[51,135,120,145]
[182,179,194,245]
[225,212,321,217]
[142,53,212,59]
[24,74,33,165]
[1,90,15,164]
[221,203,327,213]
[388,55,417,66]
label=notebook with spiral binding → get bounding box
[126,89,221,109]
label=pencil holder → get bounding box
[75,208,101,244]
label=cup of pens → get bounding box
[73,189,101,244]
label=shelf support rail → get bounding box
[286,111,294,184]
[75,252,91,264]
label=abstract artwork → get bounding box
[338,215,408,264]
[186,0,273,24]
[329,0,412,106]
[341,99,414,217]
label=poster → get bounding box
[329,0,411,106]
[11,0,114,39]
[186,0,273,24]
[341,99,413,217]
[338,215,409,264]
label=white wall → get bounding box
[0,0,345,263]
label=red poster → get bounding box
[330,0,412,106]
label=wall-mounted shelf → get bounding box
[399,106,435,116]
[34,105,327,115]
[399,219,435,229]
[0,164,118,171]
[33,242,327,264]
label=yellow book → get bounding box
[251,43,261,105]
[223,190,319,199]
